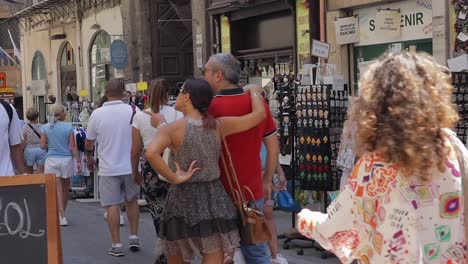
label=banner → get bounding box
[354,0,432,46]
[375,9,401,41]
[334,16,360,45]
[221,15,231,54]
[296,0,310,73]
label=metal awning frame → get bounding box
[1,0,120,31]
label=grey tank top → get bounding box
[169,119,221,183]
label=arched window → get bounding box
[89,30,113,102]
[32,51,46,80]
[59,42,77,103]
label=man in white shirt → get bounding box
[0,101,26,176]
[84,79,141,257]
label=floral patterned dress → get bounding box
[298,130,467,264]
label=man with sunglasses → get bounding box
[205,53,280,264]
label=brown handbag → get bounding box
[218,123,272,245]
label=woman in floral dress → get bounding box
[298,51,467,263]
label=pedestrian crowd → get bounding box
[1,51,466,264]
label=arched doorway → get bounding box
[59,42,77,103]
[89,30,113,103]
[31,51,47,122]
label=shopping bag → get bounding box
[276,190,302,213]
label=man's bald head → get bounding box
[105,79,124,98]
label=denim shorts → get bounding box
[24,147,47,166]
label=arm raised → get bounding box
[217,86,266,137]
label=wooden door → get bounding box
[150,0,194,93]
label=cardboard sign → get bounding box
[375,9,401,41]
[311,40,330,59]
[0,174,62,264]
[137,81,148,91]
[78,89,89,97]
[334,16,360,45]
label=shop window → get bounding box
[32,51,46,81]
[89,30,114,103]
[60,42,78,103]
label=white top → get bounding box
[132,106,183,148]
[0,103,23,176]
[87,100,139,176]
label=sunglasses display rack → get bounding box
[452,72,468,143]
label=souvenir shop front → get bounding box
[207,0,352,256]
[351,0,433,89]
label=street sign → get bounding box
[111,40,129,69]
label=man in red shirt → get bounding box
[205,53,279,264]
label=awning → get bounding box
[206,0,289,16]
[1,0,118,31]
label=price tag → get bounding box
[459,11,467,20]
[457,32,468,42]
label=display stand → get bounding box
[279,82,348,258]
[451,72,468,143]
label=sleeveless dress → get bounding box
[156,119,240,262]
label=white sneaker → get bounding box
[60,216,68,226]
[103,212,124,226]
[271,253,288,264]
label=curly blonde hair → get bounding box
[350,51,458,181]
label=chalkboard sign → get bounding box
[0,174,62,264]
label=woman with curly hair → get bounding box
[297,51,467,263]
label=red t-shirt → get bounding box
[210,88,277,201]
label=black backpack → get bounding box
[0,100,13,132]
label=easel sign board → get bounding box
[0,174,63,264]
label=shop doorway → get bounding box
[353,39,433,93]
[59,42,77,103]
[31,51,47,123]
[89,30,113,103]
[150,0,193,94]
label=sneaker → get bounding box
[104,212,125,226]
[129,238,141,252]
[271,253,288,264]
[108,246,125,257]
[60,217,68,226]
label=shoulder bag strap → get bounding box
[28,123,41,139]
[216,120,246,202]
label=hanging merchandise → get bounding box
[452,1,468,55]
[451,72,468,143]
[295,84,347,191]
[273,60,295,157]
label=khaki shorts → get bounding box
[99,174,140,207]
